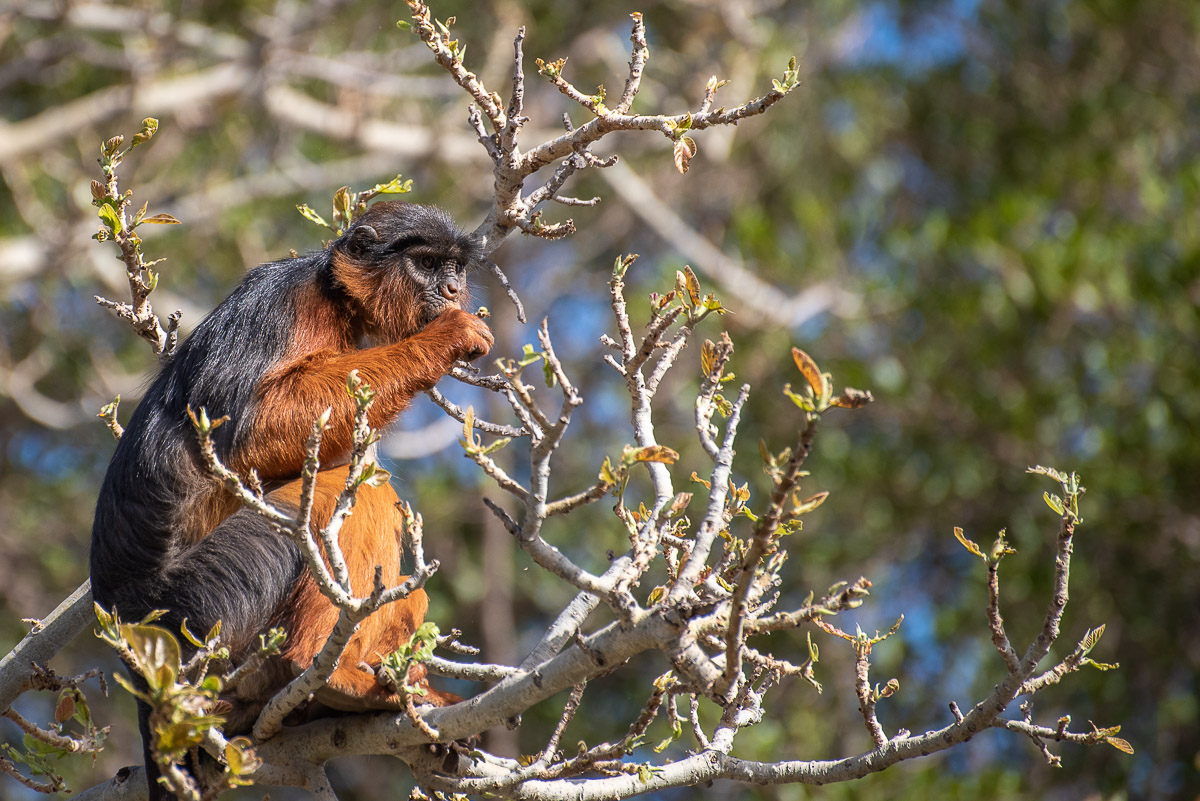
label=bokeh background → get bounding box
[1,0,1197,798]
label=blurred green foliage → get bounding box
[1,0,1196,798]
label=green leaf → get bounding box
[224,737,261,780]
[111,672,143,699]
[131,117,159,148]
[1044,492,1066,516]
[1085,658,1120,671]
[776,56,800,92]
[517,344,542,367]
[156,719,212,754]
[536,57,567,79]
[673,136,697,174]
[830,387,874,409]
[682,266,702,307]
[462,404,476,440]
[97,202,122,234]
[706,75,730,94]
[139,213,181,225]
[599,456,619,485]
[1079,623,1105,654]
[226,741,245,774]
[371,175,413,195]
[1106,736,1135,754]
[791,348,824,399]
[296,203,330,230]
[701,293,727,314]
[1027,465,1066,483]
[623,444,680,465]
[782,383,815,411]
[332,186,353,229]
[360,462,392,487]
[986,528,1016,563]
[123,624,182,690]
[953,526,985,560]
[794,491,829,514]
[701,339,718,377]
[480,437,511,456]
[612,253,637,279]
[102,135,124,158]
[54,691,75,724]
[345,369,376,403]
[179,619,205,648]
[653,716,683,753]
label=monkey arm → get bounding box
[231,308,492,480]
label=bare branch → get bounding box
[545,479,615,517]
[615,14,649,114]
[987,561,1021,674]
[405,1,506,128]
[718,416,817,697]
[487,260,528,324]
[253,606,363,742]
[425,655,520,683]
[0,582,95,713]
[852,645,887,748]
[669,384,750,602]
[0,755,64,794]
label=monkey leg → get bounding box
[143,510,305,661]
[270,466,460,710]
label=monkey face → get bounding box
[400,243,472,325]
[330,202,484,341]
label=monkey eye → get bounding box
[413,254,440,272]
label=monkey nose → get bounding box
[441,279,460,301]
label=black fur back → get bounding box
[89,253,328,649]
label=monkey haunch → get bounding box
[89,202,492,797]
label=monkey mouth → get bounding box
[418,295,462,328]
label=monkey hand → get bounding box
[426,307,494,363]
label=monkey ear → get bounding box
[343,224,379,257]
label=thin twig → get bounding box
[852,643,887,748]
[718,416,817,697]
[987,562,1021,673]
[426,386,528,437]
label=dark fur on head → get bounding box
[90,201,492,801]
[332,202,483,339]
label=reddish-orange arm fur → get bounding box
[223,290,490,709]
[229,302,491,480]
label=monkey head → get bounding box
[330,201,484,341]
